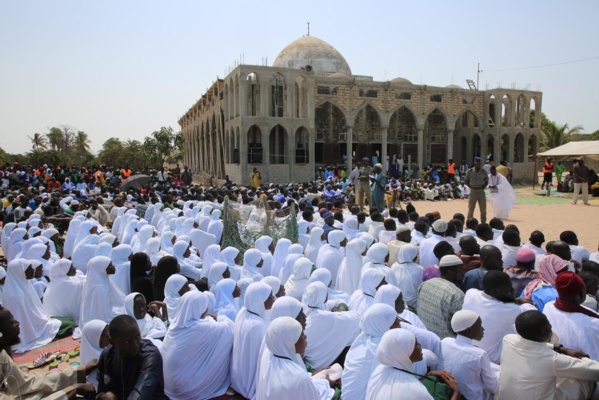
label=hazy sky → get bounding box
[2,1,598,154]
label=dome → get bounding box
[390,76,412,84]
[445,84,462,89]
[273,36,352,76]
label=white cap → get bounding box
[451,310,479,333]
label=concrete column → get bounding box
[381,128,388,172]
[417,128,424,173]
[508,134,514,164]
[240,126,248,185]
[289,129,295,182]
[447,128,454,161]
[346,126,353,172]
[262,128,270,183]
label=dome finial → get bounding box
[307,22,310,36]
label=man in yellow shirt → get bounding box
[497,160,509,179]
[250,167,262,189]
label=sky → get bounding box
[1,0,598,154]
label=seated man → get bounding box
[441,310,499,400]
[498,310,599,400]
[96,315,168,400]
[0,307,96,399]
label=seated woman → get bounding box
[43,259,85,324]
[130,252,155,302]
[162,291,235,400]
[109,244,133,296]
[80,319,110,385]
[305,268,349,308]
[256,317,322,400]
[365,329,460,400]
[164,274,194,324]
[262,276,286,299]
[208,262,230,293]
[153,256,180,301]
[522,254,569,311]
[4,259,70,353]
[124,292,167,349]
[348,269,387,316]
[214,278,240,322]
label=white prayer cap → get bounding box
[439,255,463,268]
[451,310,479,333]
[432,219,448,233]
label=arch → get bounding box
[269,124,288,164]
[388,106,417,143]
[247,73,259,117]
[295,126,309,164]
[456,110,480,129]
[354,103,383,142]
[514,133,525,162]
[315,101,347,142]
[235,127,240,164]
[224,83,229,120]
[516,94,527,126]
[501,134,510,163]
[295,76,307,118]
[270,74,286,117]
[472,133,481,158]
[425,108,447,164]
[529,98,537,128]
[486,134,495,162]
[247,125,263,164]
[460,136,467,162]
[528,134,537,159]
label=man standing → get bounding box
[181,166,193,186]
[371,163,386,212]
[348,162,360,187]
[465,156,488,223]
[555,161,566,184]
[447,159,456,183]
[250,167,261,189]
[541,158,554,190]
[496,160,509,179]
[458,160,469,179]
[572,157,590,205]
[488,165,516,220]
[356,157,372,211]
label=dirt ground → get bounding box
[403,185,598,252]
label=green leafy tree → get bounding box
[27,133,47,150]
[97,138,126,166]
[143,126,184,167]
[0,147,11,165]
[540,119,583,150]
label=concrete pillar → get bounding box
[346,126,353,173]
[240,126,248,185]
[381,127,388,172]
[447,128,454,161]
[417,128,424,174]
[289,129,295,182]
[508,134,514,164]
[262,128,270,183]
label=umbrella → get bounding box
[120,174,151,192]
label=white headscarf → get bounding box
[208,262,229,291]
[145,237,163,266]
[341,304,398,400]
[365,329,432,400]
[284,257,314,300]
[162,290,235,400]
[303,281,361,370]
[256,317,320,400]
[164,274,190,324]
[270,238,292,278]
[221,246,242,281]
[79,256,125,329]
[214,278,240,321]
[1,223,16,258]
[4,259,61,353]
[271,296,303,321]
[207,210,224,243]
[71,221,99,272]
[132,225,154,253]
[343,216,360,241]
[306,268,350,306]
[231,282,272,399]
[362,243,389,274]
[349,269,386,316]
[43,259,84,324]
[315,230,346,288]
[109,244,133,295]
[336,238,367,295]
[7,228,27,262]
[63,217,84,259]
[26,243,52,277]
[201,244,222,279]
[189,228,217,258]
[160,231,176,254]
[124,292,166,340]
[389,244,423,308]
[262,276,282,299]
[298,220,311,250]
[236,277,254,309]
[305,227,324,264]
[80,319,108,365]
[173,240,201,281]
[278,244,305,285]
[240,249,264,282]
[255,236,274,276]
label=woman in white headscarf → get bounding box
[79,256,125,331]
[150,203,165,228]
[41,227,60,258]
[341,304,399,400]
[315,230,346,288]
[298,220,311,250]
[262,276,285,299]
[236,277,254,309]
[270,238,291,279]
[129,220,148,251]
[7,228,27,262]
[231,282,275,400]
[207,209,224,243]
[348,269,387,316]
[305,268,349,306]
[164,274,193,324]
[189,228,217,259]
[26,243,53,277]
[4,259,62,353]
[240,249,264,282]
[124,292,167,346]
[72,220,99,272]
[214,278,241,321]
[284,257,314,301]
[208,262,230,292]
[221,246,242,281]
[365,329,458,400]
[1,222,16,258]
[254,236,274,277]
[63,217,84,259]
[80,319,109,385]
[121,217,141,245]
[16,237,43,261]
[303,281,361,370]
[172,240,202,280]
[389,244,424,308]
[343,217,359,241]
[361,243,390,275]
[145,237,164,266]
[278,244,305,285]
[336,238,367,296]
[160,231,176,255]
[28,226,42,239]
[132,225,154,254]
[162,291,235,400]
[43,259,85,324]
[109,244,133,295]
[305,227,325,264]
[201,244,221,280]
[256,317,321,400]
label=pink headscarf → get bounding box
[523,254,568,298]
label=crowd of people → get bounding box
[0,159,598,400]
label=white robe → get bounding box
[336,238,367,295]
[315,230,346,288]
[43,259,85,324]
[488,172,516,219]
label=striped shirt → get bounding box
[417,277,464,339]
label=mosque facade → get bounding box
[179,36,542,186]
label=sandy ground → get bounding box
[401,185,598,252]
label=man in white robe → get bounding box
[487,166,515,220]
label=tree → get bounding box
[0,147,10,165]
[143,126,184,167]
[28,133,47,150]
[97,138,126,166]
[540,119,584,151]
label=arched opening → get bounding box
[247,125,262,164]
[457,110,480,129]
[234,76,239,118]
[501,95,511,127]
[486,134,495,162]
[388,106,417,162]
[354,104,383,162]
[269,125,288,164]
[528,135,537,160]
[514,133,524,162]
[270,74,285,117]
[295,127,309,164]
[487,95,496,127]
[425,108,447,164]
[460,136,467,162]
[295,77,307,118]
[529,98,537,128]
[224,84,229,120]
[314,102,347,164]
[472,134,481,158]
[516,94,526,127]
[501,134,510,162]
[247,73,259,117]
[235,127,240,164]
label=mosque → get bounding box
[178,35,542,186]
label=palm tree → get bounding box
[540,122,583,150]
[27,133,47,150]
[46,127,64,151]
[74,131,91,153]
